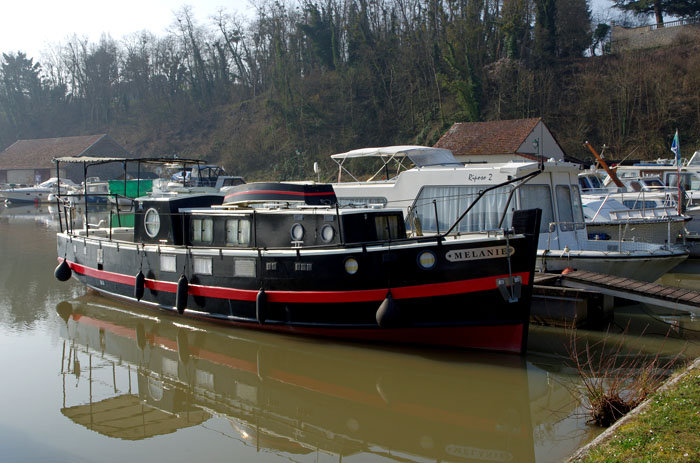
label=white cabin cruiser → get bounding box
[578,171,690,247]
[1,177,78,204]
[610,161,700,233]
[150,163,245,197]
[332,146,688,282]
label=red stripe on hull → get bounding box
[62,258,530,304]
[224,189,335,201]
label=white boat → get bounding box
[150,164,245,197]
[604,160,700,234]
[331,146,688,282]
[1,177,78,204]
[578,171,691,246]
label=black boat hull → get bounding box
[58,231,536,353]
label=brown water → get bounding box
[1,203,698,463]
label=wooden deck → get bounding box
[535,270,700,314]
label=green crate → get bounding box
[108,179,153,198]
[110,213,135,227]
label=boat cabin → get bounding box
[133,184,407,248]
[331,148,584,252]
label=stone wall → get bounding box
[611,19,700,52]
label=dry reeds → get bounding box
[567,325,683,427]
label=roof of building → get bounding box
[433,118,542,156]
[0,134,111,169]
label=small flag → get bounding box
[671,129,680,163]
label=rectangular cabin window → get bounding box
[234,258,256,278]
[375,215,400,240]
[192,218,213,244]
[161,254,177,272]
[225,218,251,246]
[555,185,575,231]
[193,256,212,275]
[412,185,513,234]
[519,185,553,233]
[570,185,586,230]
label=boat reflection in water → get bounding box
[0,203,60,228]
[0,203,114,231]
[56,296,538,461]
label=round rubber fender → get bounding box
[54,259,72,282]
[134,270,145,301]
[176,274,188,314]
[256,289,267,324]
[376,293,400,328]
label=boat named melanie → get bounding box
[53,157,542,354]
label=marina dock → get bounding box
[532,270,700,326]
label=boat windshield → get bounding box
[666,172,700,191]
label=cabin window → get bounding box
[667,173,700,191]
[144,208,161,238]
[411,185,513,234]
[225,218,251,246]
[192,218,213,244]
[160,255,177,273]
[571,185,586,230]
[519,185,553,233]
[234,258,256,277]
[555,185,576,231]
[623,200,659,210]
[375,215,400,240]
[320,224,335,243]
[193,256,212,275]
[290,223,305,241]
[337,197,388,207]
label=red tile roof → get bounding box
[0,134,107,169]
[434,118,542,156]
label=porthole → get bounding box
[144,208,161,238]
[290,223,305,241]
[417,250,436,270]
[344,257,359,275]
[320,224,335,243]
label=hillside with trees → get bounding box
[1,0,700,181]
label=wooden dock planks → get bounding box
[538,270,700,314]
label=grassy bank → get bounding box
[572,361,700,462]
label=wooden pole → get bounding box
[584,141,625,188]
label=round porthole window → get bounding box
[290,223,305,241]
[417,250,437,270]
[344,257,359,275]
[320,224,335,243]
[144,208,161,238]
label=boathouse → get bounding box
[433,118,566,163]
[0,134,131,185]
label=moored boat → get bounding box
[53,156,543,354]
[1,177,78,204]
[330,146,689,282]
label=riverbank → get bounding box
[569,357,700,462]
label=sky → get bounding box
[1,0,616,63]
[0,0,255,61]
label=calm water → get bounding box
[2,203,699,463]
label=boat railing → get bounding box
[58,203,524,251]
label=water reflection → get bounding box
[57,296,543,461]
[0,203,60,228]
